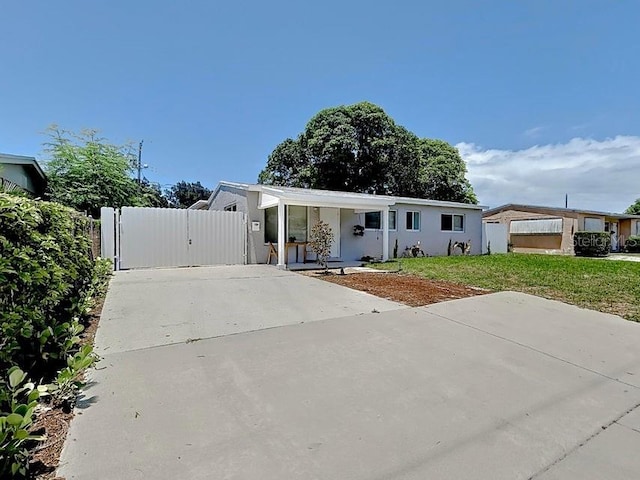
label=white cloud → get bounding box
[523,126,546,138]
[457,136,640,213]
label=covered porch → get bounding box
[257,186,393,269]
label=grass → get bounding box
[372,254,640,322]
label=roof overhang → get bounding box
[187,199,209,210]
[257,186,393,211]
[212,181,484,212]
[0,153,47,195]
[484,203,640,220]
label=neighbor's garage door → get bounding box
[103,207,246,269]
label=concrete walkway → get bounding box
[59,266,640,479]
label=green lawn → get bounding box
[373,254,640,322]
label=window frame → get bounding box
[364,211,381,230]
[441,213,465,232]
[406,211,421,232]
[224,203,237,212]
[264,206,278,244]
[287,205,308,243]
[389,210,397,231]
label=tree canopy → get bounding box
[258,102,477,203]
[625,198,640,215]
[44,127,169,217]
[164,181,212,208]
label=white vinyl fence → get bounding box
[482,223,508,254]
[101,207,246,269]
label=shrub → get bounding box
[309,220,334,272]
[0,368,47,478]
[0,194,110,477]
[573,231,611,257]
[0,194,94,381]
[625,235,640,253]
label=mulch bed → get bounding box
[30,296,105,479]
[315,271,489,306]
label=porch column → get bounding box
[382,207,389,261]
[277,201,286,269]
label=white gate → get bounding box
[101,207,246,269]
[482,223,508,254]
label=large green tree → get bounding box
[258,102,477,203]
[418,138,478,204]
[625,198,640,215]
[165,180,212,208]
[44,127,165,217]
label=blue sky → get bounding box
[2,1,639,211]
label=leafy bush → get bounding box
[573,231,611,257]
[0,368,48,478]
[0,194,94,378]
[0,194,112,476]
[47,345,97,411]
[625,235,640,253]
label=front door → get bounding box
[319,207,340,258]
[610,222,619,251]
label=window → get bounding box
[287,206,307,242]
[364,211,397,230]
[441,214,464,232]
[365,211,381,229]
[584,217,604,231]
[406,211,420,231]
[224,203,237,212]
[264,207,278,244]
[510,219,561,234]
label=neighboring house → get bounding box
[207,181,484,268]
[483,204,640,254]
[0,153,47,197]
[187,199,209,210]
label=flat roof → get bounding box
[214,181,484,210]
[483,203,640,220]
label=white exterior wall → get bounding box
[341,203,483,260]
[209,186,266,264]
[210,186,483,263]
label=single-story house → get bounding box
[0,153,47,197]
[483,204,640,254]
[206,181,484,268]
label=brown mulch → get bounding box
[315,271,489,306]
[30,297,105,480]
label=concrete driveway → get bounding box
[59,266,640,479]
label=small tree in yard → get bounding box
[309,220,334,273]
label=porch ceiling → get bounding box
[257,191,392,211]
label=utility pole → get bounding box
[137,140,144,184]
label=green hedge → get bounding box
[625,235,640,253]
[573,231,611,257]
[0,194,94,379]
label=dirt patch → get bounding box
[30,408,74,479]
[313,271,489,306]
[30,297,105,479]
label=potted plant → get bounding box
[353,225,365,236]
